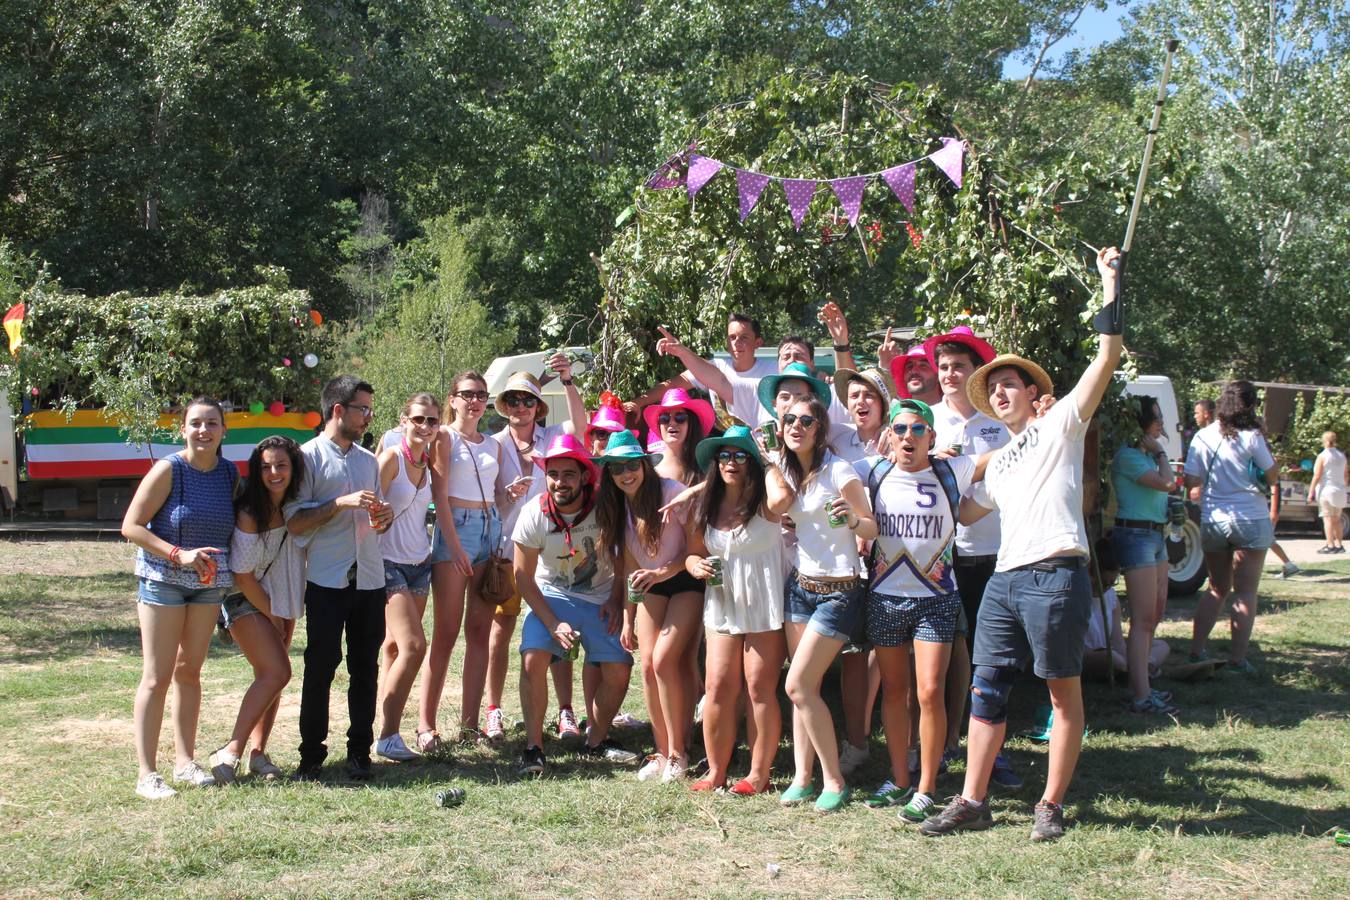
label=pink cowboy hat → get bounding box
[587,403,627,434]
[922,325,997,373]
[889,345,932,400]
[643,387,715,437]
[533,433,600,484]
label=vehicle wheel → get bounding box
[1167,517,1208,597]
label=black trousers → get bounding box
[298,581,387,765]
[953,551,998,654]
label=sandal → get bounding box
[689,777,725,792]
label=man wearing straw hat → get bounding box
[922,246,1124,842]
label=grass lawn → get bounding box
[0,539,1346,898]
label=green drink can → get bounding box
[565,631,582,661]
[706,556,724,587]
[627,575,645,604]
[760,422,779,451]
[435,787,466,808]
[827,496,847,528]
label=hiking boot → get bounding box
[990,751,1023,789]
[864,780,914,809]
[484,706,506,741]
[920,796,993,836]
[1030,800,1066,842]
[579,738,639,764]
[557,707,581,739]
[519,745,546,776]
[899,791,938,823]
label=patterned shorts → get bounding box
[866,591,961,646]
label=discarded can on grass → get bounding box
[706,556,724,587]
[1335,827,1349,848]
[435,787,466,808]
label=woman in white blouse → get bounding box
[208,437,307,782]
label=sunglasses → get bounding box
[504,394,538,408]
[782,413,818,429]
[406,414,439,427]
[657,411,690,426]
[454,390,489,402]
[717,449,750,464]
[606,458,644,474]
[891,422,930,437]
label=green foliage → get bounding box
[1279,391,1350,470]
[4,273,328,444]
[344,215,518,437]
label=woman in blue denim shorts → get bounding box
[1109,395,1180,714]
[121,397,238,800]
[373,394,440,761]
[210,435,307,783]
[774,396,878,813]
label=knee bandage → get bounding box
[969,665,1017,724]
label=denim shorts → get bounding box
[138,578,229,607]
[519,586,633,666]
[384,559,432,597]
[867,591,961,646]
[784,573,864,642]
[972,557,1092,680]
[220,592,261,629]
[1200,517,1273,553]
[1111,525,1168,572]
[431,507,503,566]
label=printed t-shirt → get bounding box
[870,455,976,597]
[512,498,613,605]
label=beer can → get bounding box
[760,421,779,451]
[947,441,964,456]
[565,631,583,661]
[435,787,466,808]
[706,556,724,587]
[826,496,847,528]
[627,575,645,604]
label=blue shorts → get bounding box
[867,591,961,646]
[431,507,502,566]
[220,592,261,629]
[1200,517,1273,553]
[785,574,864,642]
[384,559,432,597]
[138,578,228,607]
[519,586,633,666]
[1111,525,1167,572]
[972,558,1092,680]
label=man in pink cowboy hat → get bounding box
[818,299,939,407]
[892,345,942,406]
[513,433,638,775]
[485,360,589,743]
[644,313,776,426]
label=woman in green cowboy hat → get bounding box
[594,431,705,784]
[684,425,793,795]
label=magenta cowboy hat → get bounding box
[922,325,997,373]
[889,345,932,400]
[587,403,627,434]
[532,433,600,484]
[643,387,715,437]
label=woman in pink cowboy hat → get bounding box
[645,388,716,487]
[585,391,631,457]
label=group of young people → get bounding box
[122,243,1290,842]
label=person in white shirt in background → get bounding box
[1308,430,1347,553]
[643,313,775,426]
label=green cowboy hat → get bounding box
[695,424,764,472]
[756,362,833,417]
[594,428,662,466]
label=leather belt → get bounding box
[1115,518,1164,533]
[953,553,998,567]
[794,572,863,594]
[1014,556,1084,573]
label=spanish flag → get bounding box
[3,302,21,355]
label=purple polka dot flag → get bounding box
[737,169,772,222]
[929,137,965,189]
[829,176,867,226]
[686,154,725,199]
[881,162,916,214]
[646,158,686,190]
[782,178,818,230]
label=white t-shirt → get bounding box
[1183,422,1275,523]
[1316,447,1347,492]
[686,357,776,426]
[966,387,1092,572]
[933,399,1009,556]
[511,499,613,605]
[830,423,885,464]
[785,451,864,577]
[1085,586,1119,652]
[870,456,976,597]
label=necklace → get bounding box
[401,436,428,469]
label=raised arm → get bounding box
[1073,246,1126,422]
[546,351,590,436]
[655,326,733,405]
[818,301,857,372]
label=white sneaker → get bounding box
[611,711,645,730]
[484,706,506,741]
[136,772,177,800]
[693,695,706,724]
[662,755,687,783]
[839,741,869,777]
[637,754,666,782]
[375,733,419,762]
[209,748,239,785]
[172,760,215,787]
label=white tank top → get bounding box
[445,428,499,502]
[380,450,433,564]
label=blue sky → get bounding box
[1003,2,1131,80]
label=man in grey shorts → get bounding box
[921,246,1124,842]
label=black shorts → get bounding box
[648,570,706,599]
[953,551,997,650]
[971,557,1092,680]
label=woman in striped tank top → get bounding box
[121,398,238,800]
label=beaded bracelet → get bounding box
[169,546,182,566]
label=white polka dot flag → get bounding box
[829,176,867,226]
[686,154,725,199]
[736,169,772,222]
[641,139,965,231]
[782,178,818,230]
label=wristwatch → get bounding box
[561,377,574,386]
